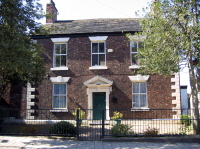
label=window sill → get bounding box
[51,67,69,71]
[131,108,150,111]
[50,109,68,112]
[89,66,108,70]
[129,65,140,69]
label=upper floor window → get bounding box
[132,82,147,108]
[51,38,69,71]
[54,43,67,67]
[130,41,144,66]
[92,42,106,66]
[89,36,108,70]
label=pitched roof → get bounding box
[44,18,141,35]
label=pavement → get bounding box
[0,136,200,149]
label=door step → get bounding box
[89,120,110,125]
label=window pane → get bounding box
[140,82,147,93]
[55,56,60,67]
[53,96,59,108]
[55,44,60,54]
[133,95,139,107]
[140,94,147,107]
[133,83,139,93]
[131,42,137,52]
[54,84,60,94]
[99,43,105,53]
[99,54,105,66]
[131,53,137,65]
[61,44,66,54]
[60,96,66,108]
[54,84,66,94]
[59,84,66,94]
[61,55,66,67]
[92,43,98,53]
[92,54,98,66]
[53,96,66,108]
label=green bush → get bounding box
[180,115,192,126]
[143,127,159,137]
[49,121,76,136]
[111,124,134,137]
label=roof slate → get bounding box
[44,18,141,35]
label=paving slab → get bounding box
[0,136,200,149]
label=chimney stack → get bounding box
[46,0,58,23]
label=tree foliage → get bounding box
[0,0,45,97]
[130,0,200,133]
[131,0,199,75]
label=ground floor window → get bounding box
[53,84,67,109]
[132,82,147,108]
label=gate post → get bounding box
[101,109,105,139]
[76,109,80,140]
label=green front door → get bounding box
[93,92,106,120]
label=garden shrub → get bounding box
[143,127,159,137]
[180,115,192,126]
[49,121,76,136]
[111,124,134,137]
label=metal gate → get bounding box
[76,109,106,141]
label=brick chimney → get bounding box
[46,0,58,23]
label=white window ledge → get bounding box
[51,67,69,71]
[89,66,108,70]
[129,65,140,69]
[131,108,150,111]
[50,109,68,112]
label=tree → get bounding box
[0,0,45,99]
[129,0,200,134]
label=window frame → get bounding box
[52,83,67,109]
[53,43,68,68]
[129,41,145,69]
[132,82,148,109]
[91,42,106,67]
[50,76,70,112]
[51,38,69,71]
[89,36,108,70]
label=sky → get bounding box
[38,0,152,23]
[38,0,190,90]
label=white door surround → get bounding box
[84,75,113,120]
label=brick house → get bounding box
[22,1,181,120]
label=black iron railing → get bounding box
[0,108,199,140]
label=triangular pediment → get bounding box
[84,75,113,87]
